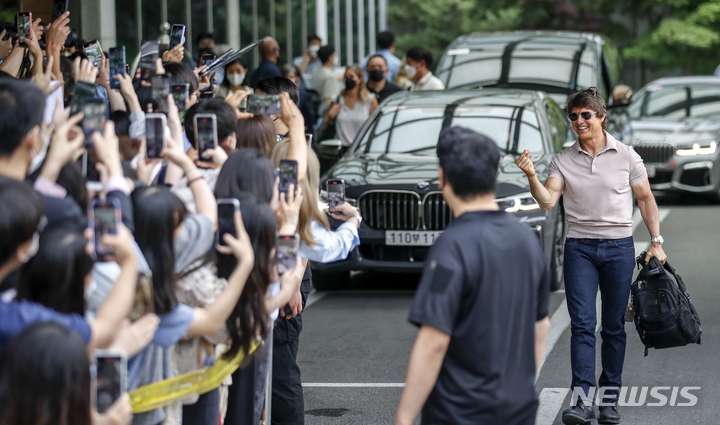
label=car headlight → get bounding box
[496,192,541,213]
[676,142,717,156]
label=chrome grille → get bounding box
[359,191,421,230]
[632,142,674,164]
[423,193,453,231]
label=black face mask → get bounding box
[368,69,385,82]
[344,77,357,90]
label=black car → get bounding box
[312,89,569,291]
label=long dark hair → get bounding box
[17,228,94,315]
[217,193,276,358]
[0,322,92,425]
[132,186,188,314]
[215,149,275,204]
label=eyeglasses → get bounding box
[568,111,598,121]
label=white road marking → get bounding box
[303,383,405,388]
[305,289,328,309]
[595,290,602,333]
[536,388,570,425]
[635,242,651,259]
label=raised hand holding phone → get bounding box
[278,184,303,235]
[216,210,254,266]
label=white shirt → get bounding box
[414,71,445,91]
[299,220,360,263]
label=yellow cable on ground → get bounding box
[129,342,259,413]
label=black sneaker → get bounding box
[562,400,596,425]
[598,404,620,424]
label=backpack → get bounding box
[629,252,702,356]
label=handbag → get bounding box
[629,252,702,356]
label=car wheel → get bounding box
[311,270,351,291]
[550,208,566,291]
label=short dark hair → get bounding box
[377,31,395,50]
[567,87,607,129]
[367,54,387,67]
[0,80,45,157]
[406,47,434,69]
[196,32,214,45]
[163,62,200,94]
[254,77,300,106]
[0,178,45,266]
[188,98,238,144]
[436,126,501,199]
[317,45,335,65]
[308,34,322,44]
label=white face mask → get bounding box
[227,73,245,86]
[309,45,321,57]
[19,232,40,264]
[405,64,417,79]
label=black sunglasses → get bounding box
[568,111,598,121]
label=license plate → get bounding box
[646,165,656,178]
[385,230,442,246]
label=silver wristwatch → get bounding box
[651,235,664,245]
[350,214,363,225]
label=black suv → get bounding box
[313,89,569,291]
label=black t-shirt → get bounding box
[408,210,549,425]
[369,81,403,104]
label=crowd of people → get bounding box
[0,11,365,425]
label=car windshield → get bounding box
[630,84,720,121]
[354,105,545,155]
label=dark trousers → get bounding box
[224,345,269,425]
[564,237,636,404]
[271,291,308,425]
[182,388,219,425]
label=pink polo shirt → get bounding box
[548,131,647,239]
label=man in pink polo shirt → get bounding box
[517,87,666,425]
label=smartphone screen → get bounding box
[109,47,126,90]
[83,150,102,190]
[201,54,216,69]
[247,94,282,115]
[276,235,298,274]
[89,198,120,258]
[93,351,127,414]
[82,99,107,147]
[140,40,160,78]
[216,199,240,247]
[145,114,166,159]
[151,76,170,112]
[194,114,217,161]
[327,179,345,212]
[52,0,69,21]
[71,81,97,115]
[16,13,31,43]
[84,40,103,68]
[171,83,189,110]
[278,160,298,197]
[168,24,186,50]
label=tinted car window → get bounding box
[633,84,720,120]
[358,105,545,155]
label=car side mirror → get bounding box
[319,139,343,158]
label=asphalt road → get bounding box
[296,193,719,425]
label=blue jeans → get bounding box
[564,237,636,404]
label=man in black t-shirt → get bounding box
[366,55,403,103]
[396,127,551,425]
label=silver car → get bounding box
[627,77,720,201]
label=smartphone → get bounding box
[216,198,240,248]
[171,83,190,110]
[15,13,31,45]
[276,235,299,275]
[145,114,166,159]
[70,81,97,115]
[305,134,313,146]
[93,350,127,414]
[278,160,298,197]
[238,88,254,112]
[80,150,103,191]
[151,75,170,112]
[82,99,107,147]
[140,40,160,78]
[247,94,282,115]
[52,0,69,21]
[326,179,345,212]
[88,198,121,259]
[199,91,214,100]
[194,114,217,161]
[168,24,186,50]
[84,40,104,68]
[201,54,216,69]
[109,47,126,90]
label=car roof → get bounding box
[380,89,547,109]
[449,31,604,49]
[642,76,720,87]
